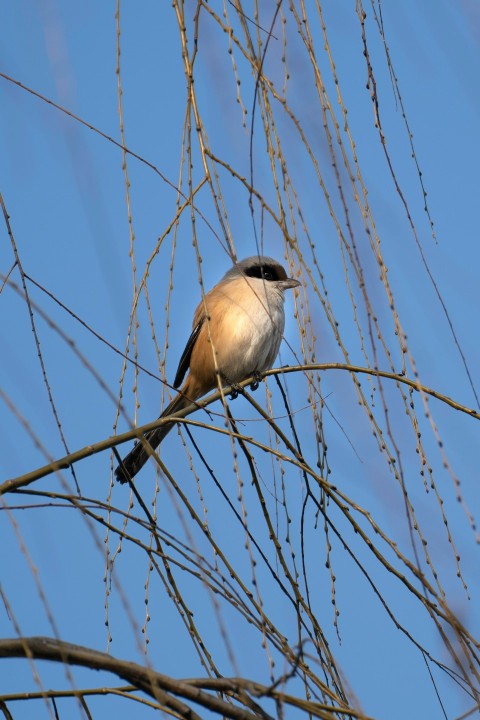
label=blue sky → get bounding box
[1,2,479,719]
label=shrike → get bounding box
[115,256,300,483]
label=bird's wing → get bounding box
[173,316,204,388]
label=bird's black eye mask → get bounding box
[244,263,287,282]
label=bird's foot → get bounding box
[219,371,243,400]
[229,383,242,400]
[250,371,263,392]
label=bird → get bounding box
[115,255,300,483]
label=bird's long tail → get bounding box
[114,392,192,483]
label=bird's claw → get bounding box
[219,372,242,400]
[229,384,241,400]
[250,371,263,392]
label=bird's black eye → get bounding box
[263,270,273,280]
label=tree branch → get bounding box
[1,363,478,495]
[0,637,270,720]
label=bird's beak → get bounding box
[279,277,301,290]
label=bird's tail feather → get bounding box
[114,392,191,483]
